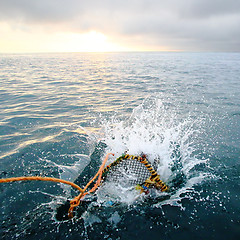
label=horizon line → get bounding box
[1,50,239,55]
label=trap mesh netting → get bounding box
[103,158,151,186]
[101,154,168,192]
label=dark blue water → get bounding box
[0,52,239,239]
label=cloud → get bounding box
[0,0,71,21]
[0,0,240,51]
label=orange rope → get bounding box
[68,153,114,218]
[0,176,84,193]
[0,153,114,219]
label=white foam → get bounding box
[99,97,210,207]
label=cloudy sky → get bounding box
[0,0,240,53]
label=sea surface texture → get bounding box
[0,52,239,240]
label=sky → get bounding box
[0,0,240,53]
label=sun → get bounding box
[49,30,129,53]
[78,31,115,52]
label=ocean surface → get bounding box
[0,52,239,240]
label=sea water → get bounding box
[0,52,239,239]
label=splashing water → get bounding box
[97,97,210,207]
